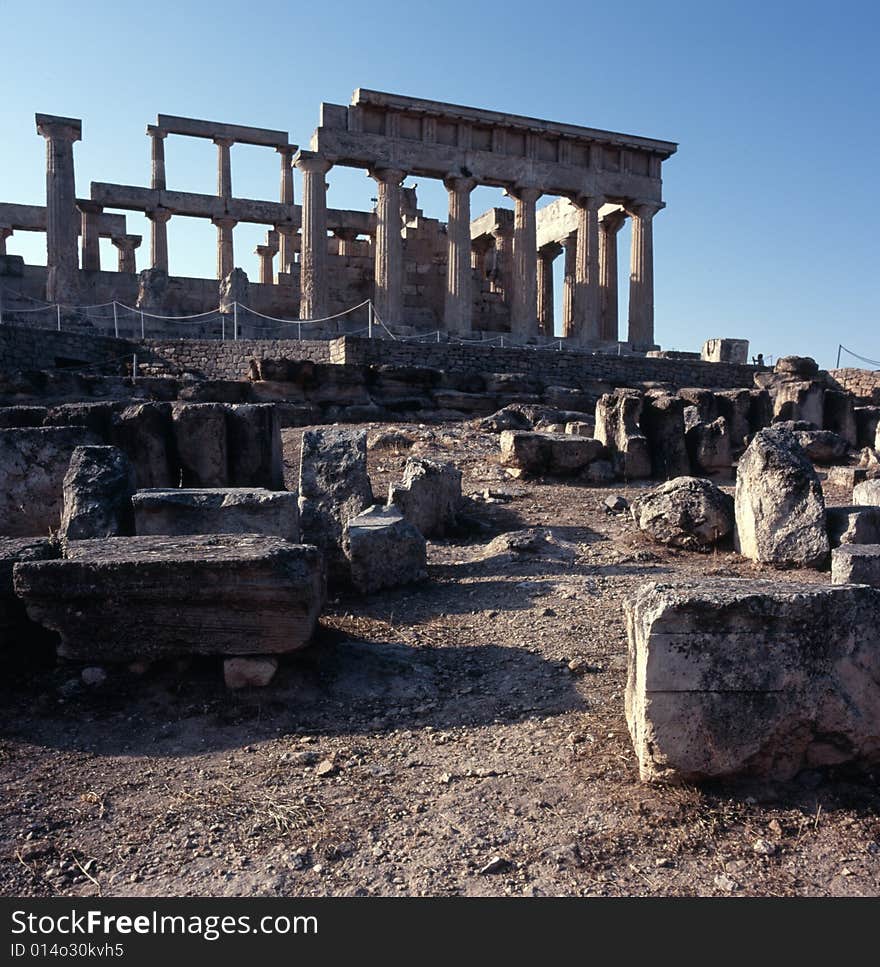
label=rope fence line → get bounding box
[836,345,880,370]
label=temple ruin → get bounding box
[1,90,676,348]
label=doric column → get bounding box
[537,242,561,338]
[490,221,513,301]
[78,200,102,271]
[275,224,297,276]
[147,208,171,271]
[215,137,233,199]
[443,175,477,333]
[334,228,360,257]
[112,234,141,273]
[561,231,577,337]
[0,227,12,256]
[509,186,541,339]
[277,145,296,273]
[370,166,406,328]
[255,245,275,283]
[35,113,81,303]
[147,125,167,190]
[570,194,602,344]
[212,216,237,279]
[295,150,331,320]
[626,200,663,348]
[599,209,627,341]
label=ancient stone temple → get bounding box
[1,90,676,350]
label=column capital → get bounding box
[276,143,298,159]
[212,216,238,230]
[76,199,103,215]
[507,184,542,203]
[111,233,142,250]
[35,113,81,142]
[562,229,578,249]
[294,149,332,175]
[0,226,13,240]
[602,208,628,234]
[443,174,477,193]
[370,165,406,185]
[147,207,172,224]
[539,240,563,260]
[255,244,274,256]
[624,199,664,220]
[146,125,168,140]
[213,136,235,148]
[333,227,360,241]
[568,192,604,212]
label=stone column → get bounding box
[371,166,406,328]
[275,224,297,276]
[0,227,12,256]
[570,194,602,344]
[443,175,476,333]
[215,137,233,199]
[537,242,561,338]
[509,186,541,339]
[147,125,167,190]
[334,228,360,257]
[561,231,577,338]
[112,234,141,273]
[599,209,627,342]
[295,150,331,320]
[277,145,296,273]
[490,222,513,301]
[147,208,171,272]
[35,114,82,303]
[212,216,237,280]
[255,244,275,283]
[626,201,663,348]
[78,200,102,271]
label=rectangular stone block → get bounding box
[133,488,298,540]
[13,535,324,661]
[0,537,58,646]
[825,466,867,490]
[0,427,100,536]
[625,578,880,782]
[826,505,880,547]
[831,543,880,587]
[499,430,603,476]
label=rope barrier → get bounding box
[837,345,880,369]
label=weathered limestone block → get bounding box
[630,476,734,550]
[641,393,689,479]
[133,488,299,540]
[499,431,603,477]
[136,268,168,311]
[625,578,880,782]
[344,505,427,593]
[60,446,135,541]
[854,406,880,448]
[678,388,718,423]
[824,390,858,447]
[298,427,373,581]
[172,403,228,487]
[831,543,880,587]
[701,338,749,364]
[825,466,866,489]
[0,427,100,537]
[714,389,752,452]
[774,355,819,378]
[747,389,773,436]
[0,538,58,645]
[225,404,283,490]
[594,390,651,479]
[388,458,461,537]
[826,505,880,548]
[14,535,324,661]
[219,268,249,314]
[565,421,594,437]
[734,427,829,567]
[853,479,880,506]
[795,429,850,464]
[112,403,176,489]
[772,379,824,427]
[685,416,732,477]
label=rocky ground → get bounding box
[0,421,878,897]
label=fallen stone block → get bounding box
[630,476,734,549]
[825,466,867,490]
[225,403,283,490]
[594,390,651,479]
[855,406,880,448]
[344,505,427,593]
[111,402,176,489]
[831,543,880,587]
[641,393,689,479]
[499,431,603,477]
[298,427,373,582]
[133,488,299,540]
[223,656,279,689]
[0,426,100,537]
[853,479,880,506]
[13,535,324,661]
[172,403,228,487]
[60,446,135,542]
[734,427,829,567]
[685,416,732,476]
[44,401,123,438]
[625,578,880,782]
[826,505,880,547]
[714,389,753,452]
[771,379,824,428]
[388,457,461,537]
[565,421,594,437]
[792,429,849,464]
[701,338,749,364]
[0,537,58,646]
[824,390,857,447]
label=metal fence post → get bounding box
[113,302,119,338]
[234,302,238,340]
[56,305,61,332]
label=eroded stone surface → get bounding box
[630,476,734,549]
[594,390,651,479]
[625,579,880,782]
[499,430,603,477]
[344,505,427,593]
[388,457,462,538]
[831,543,880,587]
[13,535,324,661]
[60,446,135,541]
[0,537,58,646]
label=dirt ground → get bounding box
[1,421,878,897]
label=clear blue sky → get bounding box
[1,0,877,367]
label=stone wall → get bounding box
[335,337,760,391]
[0,325,129,374]
[827,368,880,403]
[138,338,333,378]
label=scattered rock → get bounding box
[388,457,462,537]
[478,856,511,875]
[604,495,629,514]
[223,656,279,689]
[80,666,107,687]
[630,476,734,549]
[344,505,427,593]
